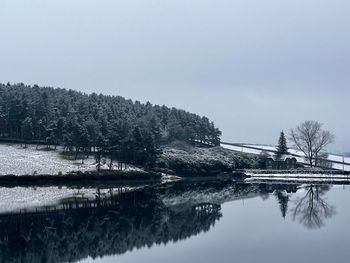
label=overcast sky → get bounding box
[1,0,349,153]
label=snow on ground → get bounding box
[246,173,350,179]
[220,144,265,155]
[327,154,350,163]
[221,143,350,171]
[247,177,350,183]
[244,144,277,151]
[282,148,350,164]
[0,144,97,175]
[242,144,350,164]
[287,149,350,171]
[246,171,350,184]
[0,144,143,175]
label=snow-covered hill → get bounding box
[221,143,350,171]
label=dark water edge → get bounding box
[0,180,349,263]
[0,170,162,187]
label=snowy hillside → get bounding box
[221,143,350,171]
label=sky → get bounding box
[0,0,349,153]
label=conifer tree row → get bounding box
[0,83,221,166]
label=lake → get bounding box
[0,180,349,263]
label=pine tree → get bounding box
[276,130,288,158]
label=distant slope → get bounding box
[221,142,350,171]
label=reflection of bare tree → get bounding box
[292,185,335,229]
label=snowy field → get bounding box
[221,143,350,171]
[0,143,142,176]
[0,144,97,175]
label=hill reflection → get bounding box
[0,180,338,263]
[0,187,222,263]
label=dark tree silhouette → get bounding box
[276,130,288,159]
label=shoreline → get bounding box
[0,170,162,187]
[0,169,350,187]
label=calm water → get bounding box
[0,180,349,263]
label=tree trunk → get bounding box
[109,150,114,170]
[75,147,79,160]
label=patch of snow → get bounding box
[247,173,350,179]
[0,144,96,175]
[244,144,277,151]
[0,144,143,175]
[247,177,350,183]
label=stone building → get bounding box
[266,156,297,170]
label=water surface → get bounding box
[0,181,349,263]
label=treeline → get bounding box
[0,83,221,167]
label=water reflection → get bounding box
[0,181,342,263]
[0,187,222,263]
[291,185,336,229]
[274,190,290,218]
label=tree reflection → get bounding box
[291,185,336,229]
[274,190,289,218]
[0,188,222,263]
[0,181,340,262]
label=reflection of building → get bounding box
[266,156,297,170]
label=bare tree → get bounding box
[289,120,334,167]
